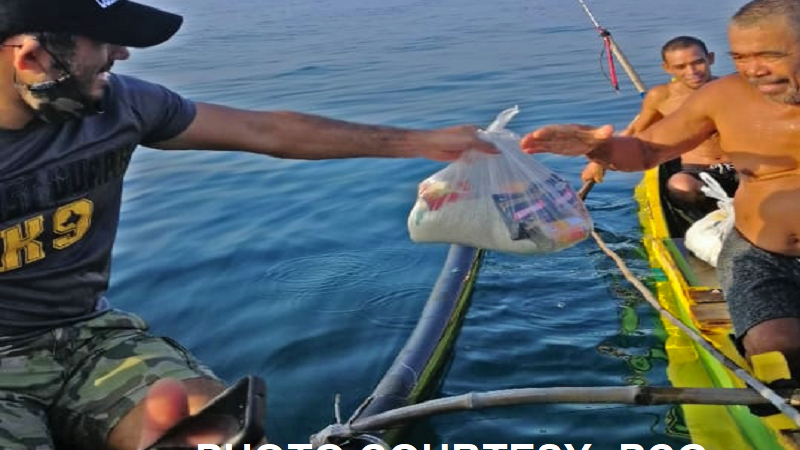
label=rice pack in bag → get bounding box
[408,106,592,254]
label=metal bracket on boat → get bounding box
[310,394,389,448]
[309,423,350,446]
[310,423,388,448]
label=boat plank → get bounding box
[688,289,725,303]
[690,302,731,327]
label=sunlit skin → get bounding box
[730,20,800,105]
[657,47,726,168]
[665,46,715,90]
[522,18,800,256]
[581,44,725,190]
[522,16,800,372]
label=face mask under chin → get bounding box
[16,74,105,124]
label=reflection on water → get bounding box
[590,238,692,444]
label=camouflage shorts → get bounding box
[0,309,221,450]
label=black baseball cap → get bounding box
[0,0,183,48]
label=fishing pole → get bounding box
[576,0,647,96]
[577,0,619,92]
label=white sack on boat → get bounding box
[407,106,592,254]
[685,172,735,267]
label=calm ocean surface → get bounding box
[108,0,744,447]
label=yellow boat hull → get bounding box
[634,166,796,450]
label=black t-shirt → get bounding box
[0,74,196,341]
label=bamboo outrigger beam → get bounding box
[314,385,800,438]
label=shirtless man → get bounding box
[582,36,737,220]
[522,0,800,383]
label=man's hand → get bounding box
[581,161,607,183]
[136,379,251,450]
[418,125,499,162]
[137,379,190,450]
[520,124,614,156]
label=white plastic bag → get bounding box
[684,172,735,267]
[407,106,593,254]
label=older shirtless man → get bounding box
[522,0,800,380]
[582,36,737,220]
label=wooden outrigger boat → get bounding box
[635,161,800,450]
[312,245,484,448]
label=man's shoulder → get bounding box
[106,73,146,104]
[642,83,671,105]
[106,74,187,110]
[651,81,672,91]
[707,73,745,89]
[665,75,743,101]
[681,74,747,108]
[695,74,744,94]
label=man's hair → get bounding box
[0,31,76,70]
[732,0,800,37]
[29,32,77,71]
[661,36,709,61]
[35,32,76,56]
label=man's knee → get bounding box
[667,173,704,200]
[667,172,703,193]
[743,318,800,377]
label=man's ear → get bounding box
[707,51,716,65]
[12,38,50,76]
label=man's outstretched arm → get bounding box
[521,83,718,171]
[152,103,497,162]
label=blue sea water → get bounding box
[108,0,745,447]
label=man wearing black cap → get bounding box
[0,0,497,449]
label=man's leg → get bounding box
[0,396,54,450]
[0,332,67,450]
[109,377,224,450]
[741,318,800,378]
[48,310,225,450]
[135,377,256,449]
[718,229,800,380]
[136,378,191,449]
[666,171,716,219]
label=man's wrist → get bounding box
[586,145,617,170]
[585,145,607,164]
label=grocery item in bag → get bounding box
[685,172,735,267]
[408,106,592,254]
